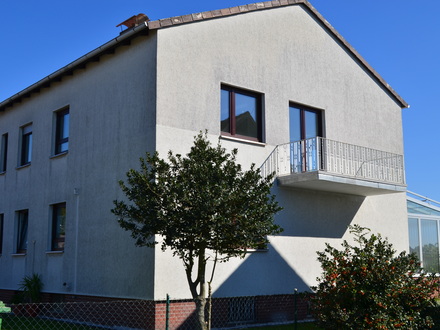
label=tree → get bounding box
[312,225,438,329]
[112,131,283,330]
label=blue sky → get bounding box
[0,1,439,201]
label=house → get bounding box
[0,0,408,325]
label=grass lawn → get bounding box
[1,314,98,329]
[245,322,321,330]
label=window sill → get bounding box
[11,253,26,257]
[220,135,266,147]
[50,151,68,159]
[0,171,5,176]
[16,163,31,170]
[46,251,64,255]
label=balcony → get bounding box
[261,137,406,196]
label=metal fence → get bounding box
[0,293,310,329]
[261,137,405,185]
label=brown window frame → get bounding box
[20,124,32,166]
[0,214,3,254]
[221,85,263,142]
[55,108,69,155]
[51,203,66,251]
[16,209,28,254]
[0,133,7,172]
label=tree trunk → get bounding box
[195,295,207,330]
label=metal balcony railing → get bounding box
[261,137,405,185]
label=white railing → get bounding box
[260,137,405,185]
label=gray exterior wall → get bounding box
[0,3,407,301]
[153,5,407,299]
[0,34,158,299]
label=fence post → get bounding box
[166,294,170,330]
[294,288,298,330]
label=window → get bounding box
[55,108,69,154]
[0,133,7,172]
[408,217,440,273]
[16,210,28,254]
[289,104,323,172]
[289,105,322,142]
[0,214,3,254]
[20,124,32,166]
[51,203,66,251]
[221,85,263,142]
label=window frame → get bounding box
[54,108,69,155]
[16,209,28,254]
[0,133,7,173]
[289,103,323,142]
[221,85,263,142]
[51,203,66,252]
[20,124,32,166]
[408,214,440,273]
[0,214,3,255]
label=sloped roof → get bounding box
[0,0,408,112]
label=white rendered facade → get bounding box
[0,1,408,301]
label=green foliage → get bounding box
[112,131,282,262]
[112,131,283,329]
[17,273,43,303]
[312,225,438,329]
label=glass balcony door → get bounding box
[289,105,322,173]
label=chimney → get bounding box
[116,13,149,33]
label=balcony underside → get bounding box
[277,171,406,196]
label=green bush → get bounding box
[312,225,438,329]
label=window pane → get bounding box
[408,218,420,260]
[235,92,258,138]
[407,200,440,217]
[0,214,3,254]
[305,110,319,139]
[421,219,439,273]
[220,90,230,133]
[56,110,69,154]
[1,134,7,172]
[17,210,28,253]
[52,203,66,251]
[289,107,301,142]
[21,125,32,165]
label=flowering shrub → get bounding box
[312,225,438,329]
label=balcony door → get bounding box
[289,105,322,173]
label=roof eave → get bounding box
[0,22,149,112]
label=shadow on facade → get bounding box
[273,185,365,238]
[177,245,310,329]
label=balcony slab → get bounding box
[277,171,406,196]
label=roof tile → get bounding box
[211,9,223,17]
[192,13,203,21]
[181,14,193,23]
[172,16,183,24]
[148,20,160,29]
[159,18,173,27]
[230,6,241,14]
[220,8,231,16]
[201,11,213,19]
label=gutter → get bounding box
[0,22,149,112]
